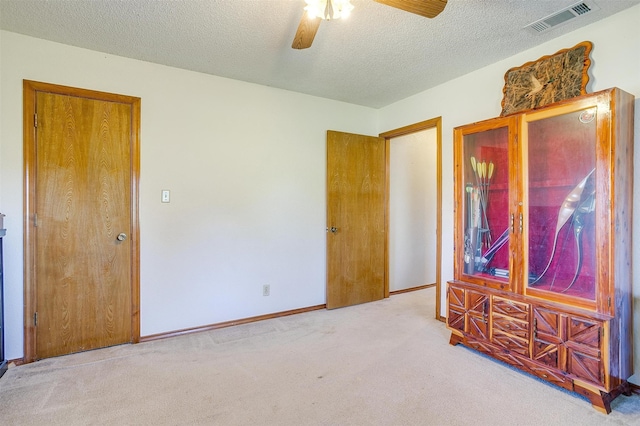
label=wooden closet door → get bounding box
[326,130,386,309]
[24,81,141,361]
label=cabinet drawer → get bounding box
[567,317,602,350]
[493,297,529,320]
[491,346,571,391]
[493,315,529,339]
[567,346,603,387]
[522,358,572,391]
[493,331,529,356]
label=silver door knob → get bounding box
[117,233,127,241]
[329,227,338,234]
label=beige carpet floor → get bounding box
[1,287,639,425]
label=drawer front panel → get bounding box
[567,347,603,387]
[493,315,529,339]
[567,317,601,350]
[522,358,571,391]
[493,331,529,356]
[493,297,529,320]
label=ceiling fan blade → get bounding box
[373,0,447,18]
[292,11,322,49]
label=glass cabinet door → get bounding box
[524,104,598,304]
[457,120,513,287]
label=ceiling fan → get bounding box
[292,0,448,49]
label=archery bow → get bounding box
[477,227,509,273]
[559,188,595,293]
[530,168,595,286]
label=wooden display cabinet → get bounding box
[447,88,634,413]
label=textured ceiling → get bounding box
[1,0,638,108]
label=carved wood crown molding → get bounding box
[500,41,592,116]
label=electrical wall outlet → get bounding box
[262,284,270,296]
[161,190,170,203]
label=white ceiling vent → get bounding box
[525,1,601,33]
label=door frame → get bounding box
[380,117,443,319]
[22,80,141,362]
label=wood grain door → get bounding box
[326,130,386,309]
[24,81,140,361]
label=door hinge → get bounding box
[34,312,38,326]
[34,113,38,128]
[607,297,611,307]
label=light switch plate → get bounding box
[161,190,170,203]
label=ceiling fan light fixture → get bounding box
[305,0,354,20]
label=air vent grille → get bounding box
[524,1,600,33]
[572,3,592,15]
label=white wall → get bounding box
[378,5,640,383]
[0,31,379,359]
[389,129,437,291]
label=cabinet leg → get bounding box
[574,383,612,414]
[449,333,463,346]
